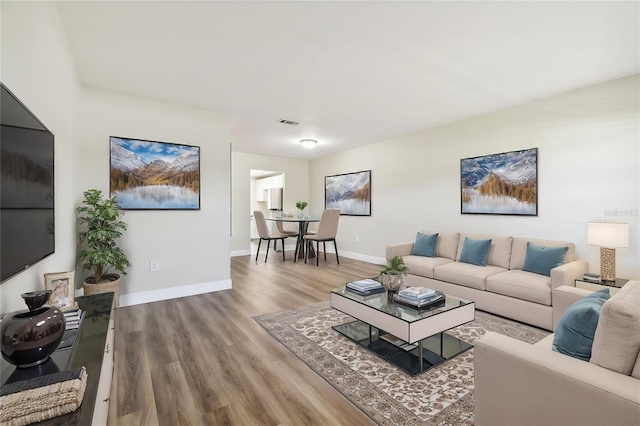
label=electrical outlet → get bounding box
[149,260,160,272]
[355,236,360,243]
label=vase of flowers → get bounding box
[296,201,308,219]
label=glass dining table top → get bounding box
[265,215,320,222]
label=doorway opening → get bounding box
[250,169,284,252]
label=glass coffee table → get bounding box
[330,285,475,376]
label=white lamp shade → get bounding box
[587,222,629,248]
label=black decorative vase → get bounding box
[1,290,66,368]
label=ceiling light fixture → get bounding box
[299,139,317,149]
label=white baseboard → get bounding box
[119,279,232,307]
[335,250,386,265]
[232,244,297,257]
[231,245,385,265]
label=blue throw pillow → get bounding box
[522,242,569,276]
[552,289,611,361]
[459,237,492,266]
[411,232,438,257]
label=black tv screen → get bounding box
[1,83,55,282]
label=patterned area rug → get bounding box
[254,302,549,425]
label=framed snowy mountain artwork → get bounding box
[109,137,200,210]
[325,170,371,216]
[460,148,537,216]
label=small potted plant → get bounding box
[380,255,409,296]
[77,189,131,307]
[296,201,308,219]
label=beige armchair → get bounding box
[474,281,640,426]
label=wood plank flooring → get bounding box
[108,252,382,425]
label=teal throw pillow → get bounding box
[459,238,492,267]
[552,289,611,361]
[411,232,438,257]
[522,242,569,276]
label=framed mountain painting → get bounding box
[325,170,371,216]
[460,148,537,216]
[109,136,200,210]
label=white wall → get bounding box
[1,2,80,314]
[310,75,640,279]
[74,87,231,304]
[1,2,232,314]
[231,152,309,255]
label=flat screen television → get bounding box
[1,83,55,282]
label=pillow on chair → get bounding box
[411,232,438,257]
[552,288,610,361]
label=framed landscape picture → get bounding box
[325,170,371,216]
[460,148,537,216]
[109,136,200,210]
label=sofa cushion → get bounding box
[403,255,454,279]
[411,232,438,257]
[552,289,611,361]
[427,231,460,260]
[456,233,512,269]
[632,349,640,380]
[590,280,640,375]
[486,270,553,306]
[631,351,640,379]
[521,242,569,276]
[510,237,575,270]
[434,262,507,291]
[459,237,492,266]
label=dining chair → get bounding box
[303,209,340,266]
[253,211,287,263]
[275,221,298,252]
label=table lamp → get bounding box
[587,222,629,282]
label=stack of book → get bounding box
[63,308,84,331]
[394,287,444,308]
[346,278,385,296]
[582,273,601,283]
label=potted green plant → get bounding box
[380,255,409,296]
[296,201,308,218]
[77,189,131,307]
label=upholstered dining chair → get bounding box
[303,209,340,266]
[253,210,287,263]
[275,221,298,252]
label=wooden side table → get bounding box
[574,278,629,295]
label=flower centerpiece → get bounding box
[379,255,409,296]
[295,201,308,219]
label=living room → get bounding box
[3,1,637,313]
[1,1,638,424]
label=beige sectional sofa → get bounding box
[474,281,640,426]
[386,232,588,331]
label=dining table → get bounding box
[266,215,320,261]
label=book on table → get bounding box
[582,273,601,283]
[347,278,383,291]
[346,285,386,296]
[393,292,445,309]
[398,287,436,299]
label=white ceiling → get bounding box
[56,1,639,160]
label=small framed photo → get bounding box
[44,271,76,311]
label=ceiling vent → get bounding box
[277,118,300,126]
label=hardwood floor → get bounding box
[108,252,382,425]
